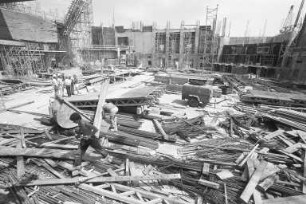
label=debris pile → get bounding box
[0,70,306,204]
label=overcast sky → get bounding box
[32,0,305,37]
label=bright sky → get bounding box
[29,0,305,37]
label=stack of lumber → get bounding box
[162,116,218,141]
[0,123,188,204]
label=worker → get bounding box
[102,102,118,131]
[57,74,63,97]
[65,76,72,97]
[73,74,80,94]
[69,112,108,166]
[52,74,59,98]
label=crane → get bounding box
[280,5,294,33]
[293,0,305,28]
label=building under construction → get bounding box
[0,0,306,86]
[1,1,306,204]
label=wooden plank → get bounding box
[198,178,220,189]
[5,100,35,111]
[238,144,259,168]
[235,153,246,164]
[262,194,306,204]
[107,168,118,177]
[297,130,306,144]
[284,143,303,154]
[112,183,188,204]
[0,146,103,161]
[129,161,139,186]
[120,190,135,196]
[146,198,163,204]
[153,119,169,140]
[279,150,303,162]
[79,184,146,204]
[18,174,181,186]
[202,163,210,175]
[303,150,306,193]
[31,159,65,179]
[240,161,268,203]
[125,158,130,176]
[40,143,78,150]
[258,174,279,191]
[278,135,294,147]
[16,128,25,179]
[247,155,262,204]
[93,80,109,135]
[44,129,53,140]
[265,130,284,140]
[224,183,228,204]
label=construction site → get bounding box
[1,0,306,204]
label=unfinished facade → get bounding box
[80,22,219,69]
[0,8,59,77]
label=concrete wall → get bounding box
[116,31,153,54]
[0,8,58,43]
[278,19,306,85]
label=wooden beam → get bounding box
[153,119,169,140]
[202,162,210,175]
[247,155,262,204]
[238,144,259,168]
[129,161,140,186]
[30,159,65,179]
[198,178,220,189]
[0,146,103,161]
[60,97,92,122]
[16,128,25,179]
[284,143,303,154]
[112,183,188,204]
[40,143,78,150]
[303,150,306,193]
[224,183,228,204]
[93,79,109,135]
[240,161,268,203]
[258,174,279,191]
[3,101,35,113]
[265,130,284,140]
[17,174,181,186]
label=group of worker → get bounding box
[69,102,118,167]
[52,74,80,98]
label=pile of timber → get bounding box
[162,116,218,141]
[0,81,32,95]
[0,123,188,204]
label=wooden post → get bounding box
[93,79,110,135]
[16,128,25,179]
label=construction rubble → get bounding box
[0,69,305,204]
[1,1,306,204]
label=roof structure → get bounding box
[0,8,58,43]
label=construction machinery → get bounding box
[182,84,212,107]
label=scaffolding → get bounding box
[202,5,218,71]
[62,0,93,65]
[0,43,46,78]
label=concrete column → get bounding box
[194,21,200,68]
[179,21,185,69]
[165,21,170,68]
